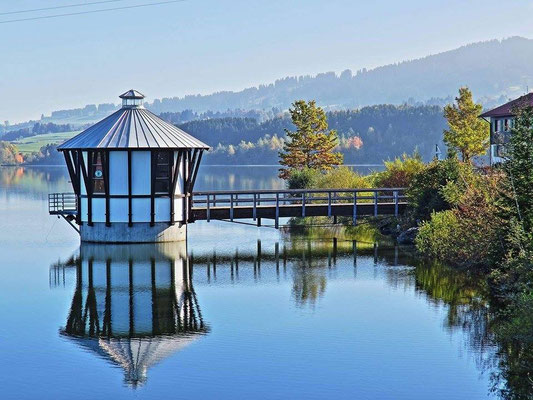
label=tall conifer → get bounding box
[279,100,343,179]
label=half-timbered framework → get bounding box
[55,90,209,242]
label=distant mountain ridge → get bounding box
[3,36,532,131]
[146,36,533,114]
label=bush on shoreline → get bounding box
[371,152,425,188]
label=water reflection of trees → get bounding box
[403,260,533,400]
[0,166,71,196]
[411,262,496,373]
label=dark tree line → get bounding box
[178,104,447,164]
[159,108,280,125]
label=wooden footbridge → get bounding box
[50,188,407,229]
[191,188,406,227]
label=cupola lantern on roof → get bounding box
[53,90,210,243]
[119,89,145,107]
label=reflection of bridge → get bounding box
[48,239,415,386]
[49,188,407,230]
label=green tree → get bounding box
[504,105,533,238]
[443,87,489,163]
[279,100,343,179]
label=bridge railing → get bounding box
[192,188,407,223]
[48,193,77,215]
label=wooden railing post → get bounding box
[253,193,257,221]
[302,192,306,217]
[275,192,279,229]
[353,191,357,225]
[206,194,210,222]
[374,191,378,217]
[328,191,332,217]
[394,190,398,216]
[230,194,234,221]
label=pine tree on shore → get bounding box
[279,100,343,179]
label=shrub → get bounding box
[407,156,474,221]
[372,152,425,188]
[315,166,369,189]
[286,168,320,189]
[286,166,369,190]
[416,210,460,260]
[416,172,510,267]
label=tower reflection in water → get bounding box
[60,243,208,387]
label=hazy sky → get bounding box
[2,0,533,122]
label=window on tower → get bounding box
[91,152,105,194]
[154,151,173,194]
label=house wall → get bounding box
[490,116,514,165]
[79,150,186,224]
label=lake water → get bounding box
[0,166,502,399]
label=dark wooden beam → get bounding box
[63,151,79,196]
[79,150,93,226]
[78,150,90,196]
[189,150,203,193]
[169,150,183,225]
[187,150,203,222]
[103,151,111,227]
[186,149,199,193]
[127,150,132,227]
[192,202,408,221]
[150,150,156,227]
[75,151,82,225]
[88,151,94,226]
[182,150,189,224]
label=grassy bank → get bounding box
[13,131,79,154]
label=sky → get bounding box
[1,0,533,123]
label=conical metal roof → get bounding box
[58,91,210,150]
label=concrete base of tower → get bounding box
[80,222,187,243]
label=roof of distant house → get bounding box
[480,92,533,118]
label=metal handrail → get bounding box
[192,188,406,207]
[191,188,407,224]
[193,187,405,195]
[48,193,77,214]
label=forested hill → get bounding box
[172,104,447,165]
[148,37,533,114]
[9,36,531,129]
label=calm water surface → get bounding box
[0,166,501,399]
